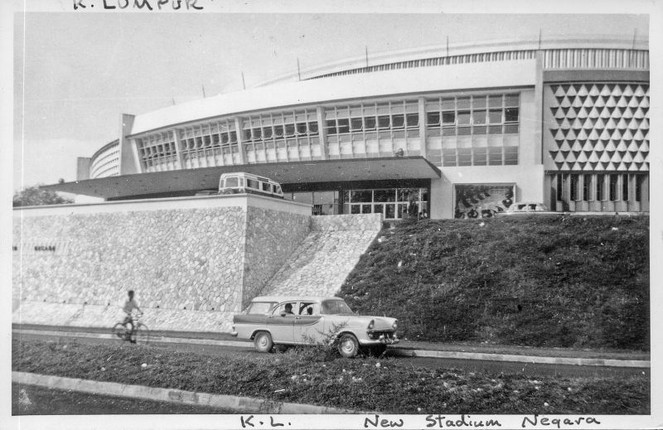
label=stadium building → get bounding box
[48,35,650,219]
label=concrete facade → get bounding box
[47,36,649,219]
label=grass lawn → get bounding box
[340,215,649,350]
[13,338,650,415]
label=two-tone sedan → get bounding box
[231,296,398,358]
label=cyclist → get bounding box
[122,290,143,343]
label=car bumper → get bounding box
[361,334,399,345]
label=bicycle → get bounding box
[112,313,149,345]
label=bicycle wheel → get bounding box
[133,323,150,345]
[112,323,127,341]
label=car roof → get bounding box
[250,296,342,303]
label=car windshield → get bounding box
[246,302,275,314]
[320,300,354,315]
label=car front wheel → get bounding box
[254,331,274,353]
[338,333,359,358]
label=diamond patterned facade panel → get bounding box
[544,83,650,172]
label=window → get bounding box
[442,112,455,125]
[442,149,457,166]
[488,147,502,165]
[308,121,319,134]
[556,174,563,201]
[350,190,372,202]
[488,109,502,123]
[351,118,363,132]
[570,174,579,201]
[472,110,487,125]
[622,174,629,201]
[365,116,377,130]
[378,115,390,129]
[457,148,472,166]
[406,113,419,127]
[457,97,471,109]
[427,112,440,126]
[473,148,487,165]
[337,118,350,134]
[504,147,518,165]
[583,175,591,201]
[392,114,405,128]
[609,174,618,201]
[596,175,605,201]
[457,111,471,125]
[505,108,519,123]
[374,189,395,202]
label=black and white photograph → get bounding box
[4,1,661,429]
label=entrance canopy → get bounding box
[44,156,441,200]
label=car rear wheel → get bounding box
[338,333,359,358]
[254,331,273,353]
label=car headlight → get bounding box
[392,321,398,331]
[368,319,375,330]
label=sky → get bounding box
[9,6,653,191]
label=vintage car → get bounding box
[502,202,553,215]
[231,296,399,358]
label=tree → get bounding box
[12,185,74,207]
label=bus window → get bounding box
[262,182,271,192]
[247,179,259,189]
[225,177,239,188]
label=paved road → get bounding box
[15,330,647,379]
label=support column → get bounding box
[172,128,185,169]
[534,51,545,165]
[418,97,427,158]
[316,106,328,160]
[118,114,139,174]
[234,117,247,165]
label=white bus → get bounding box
[218,172,284,198]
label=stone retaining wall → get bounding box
[12,196,310,332]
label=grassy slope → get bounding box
[338,215,649,350]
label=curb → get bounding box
[14,328,650,369]
[13,371,356,414]
[389,349,650,368]
[15,328,251,348]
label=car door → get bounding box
[293,301,324,344]
[268,301,297,343]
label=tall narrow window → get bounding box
[570,174,578,201]
[556,174,563,201]
[609,174,618,201]
[635,175,642,202]
[622,174,629,201]
[596,175,605,201]
[583,174,591,201]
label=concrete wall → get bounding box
[429,88,546,219]
[12,195,311,332]
[262,214,382,298]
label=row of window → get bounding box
[131,92,520,172]
[343,188,429,219]
[242,121,319,142]
[431,146,519,167]
[310,50,537,80]
[556,173,646,202]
